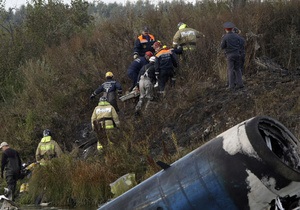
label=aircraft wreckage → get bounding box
[98,116,300,210]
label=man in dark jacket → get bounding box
[90,71,123,112]
[221,22,244,90]
[153,42,178,97]
[133,26,156,59]
[127,51,153,91]
[1,142,21,201]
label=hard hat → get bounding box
[105,72,114,78]
[149,56,156,62]
[99,96,107,102]
[43,129,51,137]
[152,42,161,50]
[145,51,153,57]
[177,22,184,28]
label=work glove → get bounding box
[154,81,158,88]
[133,54,139,59]
[90,94,96,100]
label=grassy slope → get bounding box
[0,0,300,207]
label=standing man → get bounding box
[133,26,156,59]
[0,142,21,201]
[127,51,153,91]
[90,71,123,113]
[135,56,157,115]
[172,22,205,54]
[153,41,178,97]
[221,22,244,90]
[91,96,120,152]
[36,129,63,165]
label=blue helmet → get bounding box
[43,129,51,137]
[99,96,107,102]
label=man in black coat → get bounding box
[1,142,22,201]
[221,22,244,90]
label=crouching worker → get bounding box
[91,96,120,152]
[35,129,63,166]
[135,56,157,116]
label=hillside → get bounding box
[75,56,300,161]
[0,0,300,207]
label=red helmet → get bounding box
[145,51,153,57]
[152,42,161,50]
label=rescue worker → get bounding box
[35,129,63,165]
[133,26,156,59]
[90,71,123,113]
[135,56,157,115]
[127,51,153,91]
[91,96,120,151]
[172,22,205,54]
[221,22,244,90]
[233,27,246,74]
[0,142,22,201]
[153,41,178,97]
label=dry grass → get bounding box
[0,0,300,206]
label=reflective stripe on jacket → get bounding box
[35,136,63,162]
[138,34,155,44]
[91,101,120,130]
[155,49,178,75]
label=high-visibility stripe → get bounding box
[40,144,55,152]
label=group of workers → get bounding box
[89,22,207,153]
[89,21,246,152]
[0,21,246,202]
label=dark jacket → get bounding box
[92,79,122,96]
[1,148,21,177]
[220,32,243,55]
[239,36,246,56]
[127,56,149,76]
[92,79,123,112]
[134,34,156,56]
[155,49,178,75]
[137,62,156,85]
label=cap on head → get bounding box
[145,51,153,57]
[43,129,51,137]
[223,22,235,29]
[0,142,8,149]
[149,56,156,62]
[105,71,114,78]
[143,26,149,32]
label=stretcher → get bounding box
[119,90,140,102]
